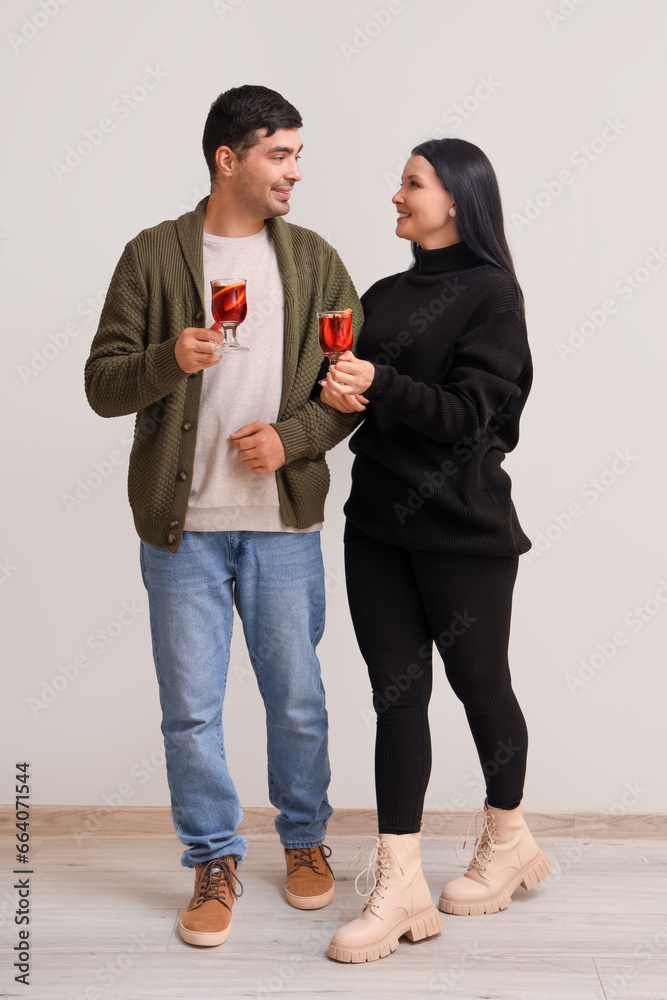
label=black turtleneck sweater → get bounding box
[344,242,533,555]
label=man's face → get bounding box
[231,128,303,220]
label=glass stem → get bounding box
[222,323,238,346]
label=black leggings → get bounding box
[344,523,528,834]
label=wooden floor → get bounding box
[2,828,666,1000]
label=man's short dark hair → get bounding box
[202,85,303,178]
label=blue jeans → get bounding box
[139,530,332,867]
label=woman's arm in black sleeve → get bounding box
[362,308,530,444]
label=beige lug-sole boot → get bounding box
[439,800,552,916]
[328,831,443,963]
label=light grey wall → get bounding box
[2,0,666,817]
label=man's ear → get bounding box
[214,145,236,178]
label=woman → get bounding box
[322,138,551,964]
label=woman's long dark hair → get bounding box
[410,137,523,302]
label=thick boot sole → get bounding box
[438,850,552,916]
[179,921,232,947]
[286,884,335,910]
[328,904,443,963]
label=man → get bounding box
[85,85,363,948]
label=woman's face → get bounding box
[392,154,459,249]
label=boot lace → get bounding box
[455,809,499,874]
[194,857,244,908]
[288,845,334,876]
[351,836,397,910]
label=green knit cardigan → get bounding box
[84,197,364,550]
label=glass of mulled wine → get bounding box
[317,308,353,366]
[210,279,248,353]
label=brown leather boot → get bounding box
[284,845,335,909]
[179,856,243,946]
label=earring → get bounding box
[449,207,457,217]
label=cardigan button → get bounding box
[181,421,193,432]
[169,519,179,528]
[176,470,188,481]
[194,310,204,322]
[167,534,176,545]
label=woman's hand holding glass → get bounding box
[319,351,374,412]
[320,379,368,413]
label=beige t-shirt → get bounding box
[185,226,321,532]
